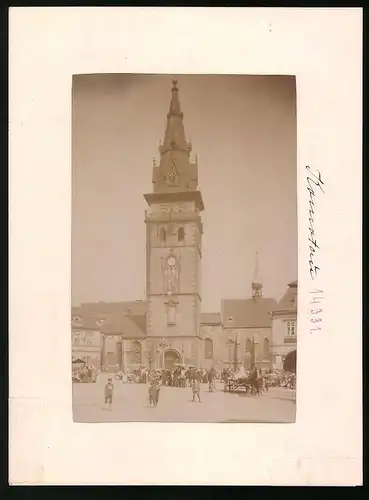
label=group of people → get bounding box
[103,365,296,410]
[114,366,219,390]
[104,367,215,410]
[147,368,207,406]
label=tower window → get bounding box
[204,338,213,359]
[159,227,167,243]
[132,341,142,364]
[166,304,177,325]
[178,226,185,242]
[245,338,252,352]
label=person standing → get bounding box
[104,378,114,410]
[208,367,215,392]
[192,374,201,402]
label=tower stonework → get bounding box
[144,79,204,368]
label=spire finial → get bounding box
[252,251,263,298]
[172,77,178,89]
[253,251,259,282]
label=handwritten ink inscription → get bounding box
[306,166,325,334]
[306,165,325,280]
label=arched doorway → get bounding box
[164,349,181,370]
[283,349,296,373]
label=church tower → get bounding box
[144,79,204,368]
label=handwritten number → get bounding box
[310,308,322,314]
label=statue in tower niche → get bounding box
[163,251,178,295]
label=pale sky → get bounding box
[72,74,297,312]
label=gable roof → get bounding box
[273,281,298,312]
[221,297,278,328]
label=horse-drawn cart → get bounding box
[223,367,261,395]
[225,376,251,393]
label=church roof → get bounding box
[221,297,278,329]
[200,313,221,326]
[101,314,146,338]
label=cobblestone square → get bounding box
[73,374,296,423]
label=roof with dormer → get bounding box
[72,301,147,335]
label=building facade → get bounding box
[71,80,297,372]
[71,315,102,367]
[270,280,297,371]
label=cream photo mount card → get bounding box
[9,7,362,486]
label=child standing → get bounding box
[148,380,155,407]
[192,375,201,403]
[104,377,114,410]
[149,379,160,407]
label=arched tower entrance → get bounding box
[164,349,181,370]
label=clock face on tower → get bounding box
[167,257,176,267]
[166,155,179,186]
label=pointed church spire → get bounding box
[252,251,263,298]
[146,78,203,208]
[168,78,181,115]
[159,78,191,156]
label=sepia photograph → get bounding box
[9,7,362,485]
[71,73,297,423]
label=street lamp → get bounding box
[227,337,234,371]
[233,333,240,371]
[120,335,124,370]
[181,343,184,364]
[251,336,260,369]
[158,338,168,369]
[227,335,240,371]
[148,351,152,371]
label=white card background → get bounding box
[9,7,362,485]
